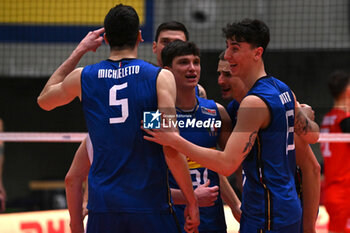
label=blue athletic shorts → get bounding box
[239,216,302,233]
[86,212,181,233]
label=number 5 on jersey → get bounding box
[109,83,129,124]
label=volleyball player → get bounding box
[217,50,320,233]
[143,18,320,233]
[37,4,199,233]
[161,40,241,232]
[320,70,350,233]
[153,21,207,98]
[67,21,216,223]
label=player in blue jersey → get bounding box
[37,4,199,233]
[217,50,320,233]
[153,22,220,210]
[161,40,241,233]
[143,19,320,233]
[64,21,215,225]
[153,21,207,99]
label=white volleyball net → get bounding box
[1,132,350,142]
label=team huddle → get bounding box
[36,3,350,233]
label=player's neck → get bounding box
[244,64,267,90]
[232,89,248,104]
[109,48,137,61]
[176,88,197,110]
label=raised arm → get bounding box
[156,69,199,232]
[37,28,105,111]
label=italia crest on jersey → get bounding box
[206,122,219,137]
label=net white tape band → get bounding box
[0,132,87,142]
[0,132,349,143]
[318,133,350,143]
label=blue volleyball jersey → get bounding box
[169,97,226,232]
[226,99,240,127]
[195,84,200,96]
[81,58,172,214]
[241,76,302,230]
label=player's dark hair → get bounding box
[154,21,189,42]
[104,4,139,50]
[161,40,199,67]
[223,18,270,54]
[328,70,350,99]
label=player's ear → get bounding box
[103,33,109,45]
[138,30,144,43]
[254,47,263,60]
[152,41,157,54]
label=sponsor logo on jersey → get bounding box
[201,106,217,116]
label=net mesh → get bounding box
[0,0,349,77]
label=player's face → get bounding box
[217,60,233,100]
[152,30,187,66]
[169,55,200,89]
[218,59,247,102]
[224,38,257,78]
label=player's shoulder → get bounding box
[157,69,174,83]
[197,96,216,108]
[241,95,267,108]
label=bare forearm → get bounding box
[65,178,84,232]
[172,135,236,176]
[295,117,319,143]
[301,148,320,232]
[39,28,104,100]
[220,175,240,208]
[302,169,320,232]
[164,146,196,205]
[171,188,187,205]
[295,136,320,233]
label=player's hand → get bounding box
[69,218,84,233]
[142,123,180,148]
[194,180,219,207]
[82,201,88,219]
[184,202,199,233]
[231,204,242,223]
[77,27,105,53]
[0,184,6,212]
